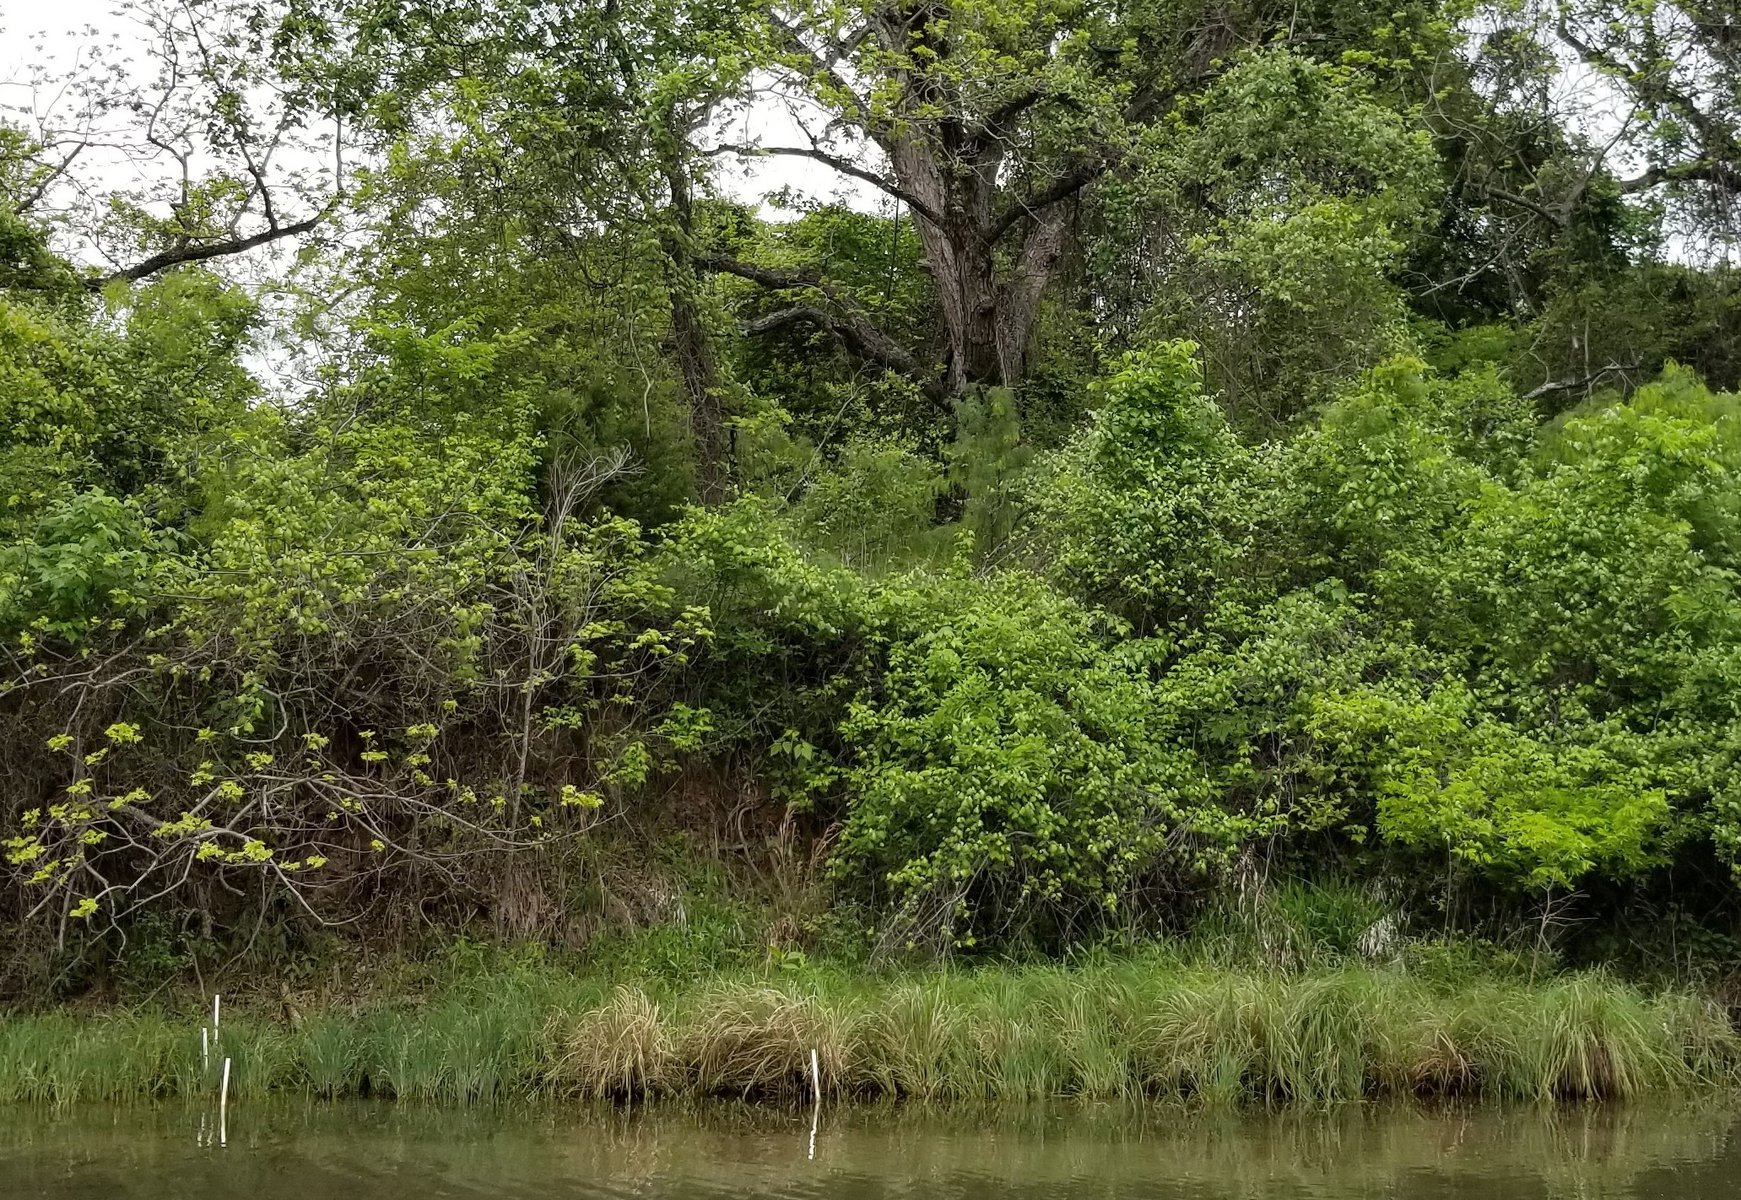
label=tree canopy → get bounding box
[5,0,1741,989]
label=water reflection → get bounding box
[3,1100,1738,1199]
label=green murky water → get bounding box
[4,1102,1740,1198]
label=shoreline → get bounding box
[4,960,1736,1108]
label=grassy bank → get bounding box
[3,958,1737,1108]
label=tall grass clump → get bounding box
[1462,974,1732,1100]
[4,962,1739,1107]
[965,972,1073,1099]
[554,985,677,1100]
[857,977,982,1101]
[0,1013,190,1105]
[683,983,859,1100]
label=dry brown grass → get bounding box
[683,984,858,1100]
[553,986,677,1099]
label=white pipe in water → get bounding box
[808,1047,821,1161]
[219,1057,231,1147]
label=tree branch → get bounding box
[699,251,822,292]
[717,144,944,226]
[985,162,1101,245]
[702,252,943,400]
[1555,12,1741,197]
[973,86,1048,144]
[86,203,332,289]
[16,141,86,213]
[1477,182,1568,227]
[741,303,904,369]
[1524,362,1642,401]
[766,12,877,137]
[1617,158,1741,195]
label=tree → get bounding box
[1552,0,1741,250]
[712,0,1451,398]
[3,0,345,289]
[321,0,762,500]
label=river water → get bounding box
[4,1101,1740,1198]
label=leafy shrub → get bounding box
[837,571,1232,945]
[1033,342,1255,630]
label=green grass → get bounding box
[3,955,1737,1108]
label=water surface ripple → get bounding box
[3,1101,1737,1198]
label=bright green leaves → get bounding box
[1269,364,1741,887]
[0,274,259,536]
[0,297,118,530]
[0,264,716,942]
[1034,342,1254,629]
[1311,687,1671,889]
[1025,352,1741,902]
[0,490,171,643]
[835,572,1226,941]
[1275,358,1497,586]
[662,499,1233,942]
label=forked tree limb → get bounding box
[702,252,944,401]
[85,205,332,289]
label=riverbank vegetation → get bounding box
[6,0,1741,1090]
[5,952,1737,1107]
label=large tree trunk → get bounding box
[898,164,1071,395]
[875,10,1075,396]
[913,217,1002,392]
[660,151,730,503]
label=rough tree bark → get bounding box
[867,0,1085,392]
[661,142,732,503]
[738,0,1200,396]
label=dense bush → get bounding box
[6,0,1741,988]
[13,290,1741,970]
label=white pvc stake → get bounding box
[201,1026,209,1072]
[219,1057,231,1147]
[212,994,221,1034]
[808,1047,821,1161]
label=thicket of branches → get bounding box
[5,0,1741,993]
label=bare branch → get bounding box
[85,202,333,289]
[765,11,877,139]
[1524,362,1643,401]
[1477,182,1569,227]
[717,143,945,226]
[985,162,1101,245]
[743,302,936,390]
[702,252,943,399]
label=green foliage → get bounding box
[664,502,1233,942]
[836,571,1227,943]
[0,276,256,535]
[12,0,1741,985]
[1034,343,1254,630]
[787,435,947,570]
[0,491,169,641]
[1098,51,1438,428]
[1312,688,1670,888]
[1271,359,1532,588]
